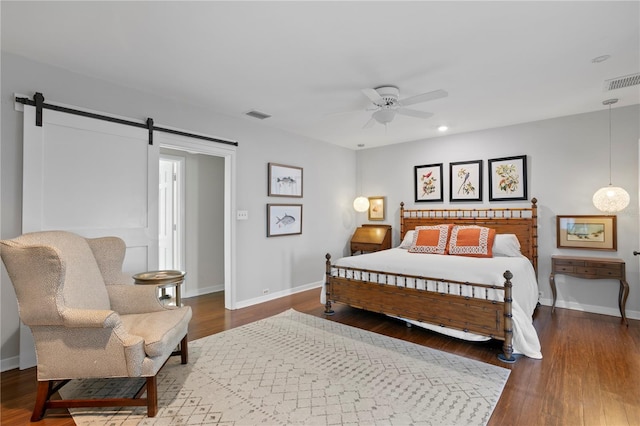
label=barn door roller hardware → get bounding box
[14,92,239,147]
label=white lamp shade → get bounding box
[353,196,370,212]
[592,185,630,212]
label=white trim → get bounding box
[538,298,639,321]
[1,356,20,373]
[157,133,237,310]
[234,281,323,310]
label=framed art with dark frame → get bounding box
[414,163,443,202]
[368,196,385,221]
[488,155,527,201]
[556,215,617,251]
[449,160,482,202]
[267,204,302,237]
[268,163,303,197]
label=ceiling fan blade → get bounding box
[396,108,434,119]
[363,116,377,128]
[361,88,383,104]
[400,89,448,106]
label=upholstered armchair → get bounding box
[0,231,192,421]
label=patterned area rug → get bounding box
[60,309,510,425]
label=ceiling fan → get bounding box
[361,86,448,128]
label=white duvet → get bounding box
[323,248,542,359]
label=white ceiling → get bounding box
[2,1,639,150]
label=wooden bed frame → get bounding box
[324,198,538,362]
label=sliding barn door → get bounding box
[20,104,158,368]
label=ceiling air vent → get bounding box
[245,110,272,120]
[603,73,640,91]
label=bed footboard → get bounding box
[324,253,515,362]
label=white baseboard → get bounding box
[234,281,323,309]
[183,284,224,299]
[538,297,639,321]
[1,355,19,373]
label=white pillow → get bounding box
[492,234,522,257]
[399,230,416,249]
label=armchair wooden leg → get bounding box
[31,381,50,421]
[180,334,188,364]
[146,376,158,417]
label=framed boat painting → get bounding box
[556,215,617,251]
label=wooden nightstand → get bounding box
[350,224,392,255]
[550,255,629,325]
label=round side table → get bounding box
[133,270,186,306]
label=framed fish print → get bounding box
[414,163,443,202]
[488,155,527,201]
[267,204,302,237]
[449,160,482,202]
[556,215,617,251]
[268,163,303,197]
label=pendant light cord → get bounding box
[608,102,612,185]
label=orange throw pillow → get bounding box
[448,225,496,258]
[408,225,452,254]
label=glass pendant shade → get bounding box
[353,196,370,212]
[592,185,630,213]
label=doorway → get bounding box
[158,136,234,307]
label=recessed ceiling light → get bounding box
[438,125,449,132]
[592,55,611,63]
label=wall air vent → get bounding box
[603,73,640,91]
[245,110,272,120]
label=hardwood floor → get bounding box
[2,288,639,425]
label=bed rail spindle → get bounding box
[324,253,334,315]
[498,270,515,363]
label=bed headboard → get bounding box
[400,198,538,275]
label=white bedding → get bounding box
[323,248,542,359]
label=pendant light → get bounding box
[592,98,630,212]
[353,146,370,212]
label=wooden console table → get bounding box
[549,255,628,325]
[350,224,392,255]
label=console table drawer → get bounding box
[554,264,577,273]
[597,267,623,277]
[554,259,586,267]
[575,267,597,275]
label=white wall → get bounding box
[1,52,356,369]
[356,105,640,319]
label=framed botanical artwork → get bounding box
[488,155,527,201]
[368,196,385,221]
[414,163,443,202]
[556,215,617,251]
[267,204,302,237]
[449,160,482,202]
[268,163,303,197]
